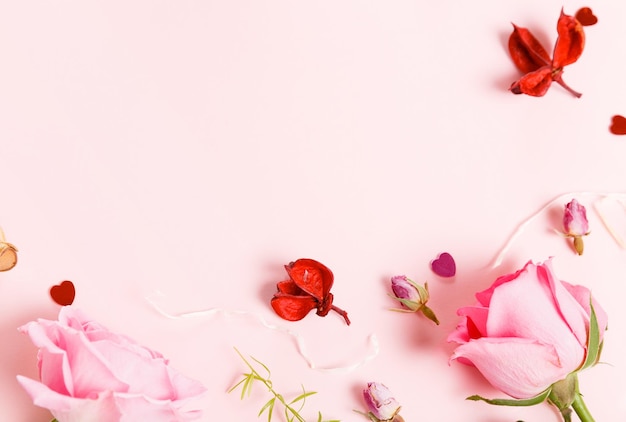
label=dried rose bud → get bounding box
[0,227,18,272]
[390,276,422,311]
[563,199,590,255]
[389,275,439,324]
[363,382,401,422]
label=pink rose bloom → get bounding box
[448,259,607,399]
[17,306,207,422]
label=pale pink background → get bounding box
[1,1,626,421]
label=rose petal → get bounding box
[475,266,527,307]
[17,376,121,422]
[448,306,489,343]
[450,337,565,398]
[562,281,609,342]
[485,262,585,373]
[540,261,591,347]
[19,320,129,398]
[113,391,205,421]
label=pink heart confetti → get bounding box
[431,252,456,277]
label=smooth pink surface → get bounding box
[2,1,626,421]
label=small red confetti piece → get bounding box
[575,7,598,26]
[50,280,76,306]
[610,115,626,135]
[431,252,456,278]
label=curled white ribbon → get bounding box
[145,291,379,373]
[489,191,626,269]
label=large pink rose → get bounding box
[17,306,207,422]
[448,259,607,399]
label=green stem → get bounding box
[571,393,595,422]
[255,376,306,422]
[561,407,572,422]
[234,348,306,422]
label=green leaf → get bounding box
[227,376,246,394]
[387,295,421,312]
[242,373,255,399]
[579,298,601,371]
[595,340,604,365]
[251,355,272,378]
[414,282,429,303]
[420,305,440,325]
[353,409,378,421]
[290,390,316,404]
[259,397,275,421]
[467,388,551,407]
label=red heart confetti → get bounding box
[575,7,598,26]
[431,252,456,277]
[610,115,626,135]
[50,280,76,306]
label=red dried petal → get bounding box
[276,280,307,296]
[271,294,317,321]
[285,258,333,301]
[508,24,551,73]
[553,9,585,68]
[509,66,553,97]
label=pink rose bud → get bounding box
[563,199,590,255]
[363,382,401,422]
[390,275,439,324]
[391,275,421,310]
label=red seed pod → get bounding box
[270,258,350,325]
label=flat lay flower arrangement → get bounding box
[6,6,618,422]
[10,200,610,422]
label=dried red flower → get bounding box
[270,258,350,325]
[508,9,588,98]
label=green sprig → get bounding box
[229,348,340,422]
